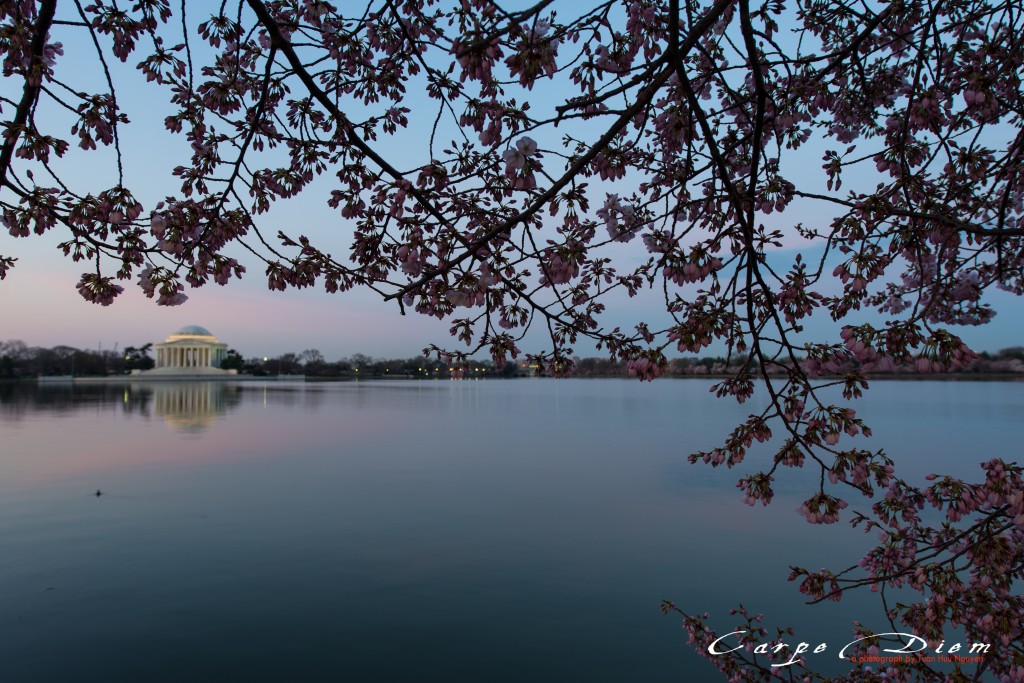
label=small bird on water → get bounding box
[95,490,103,497]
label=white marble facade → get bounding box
[154,325,229,371]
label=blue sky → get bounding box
[1,2,1021,361]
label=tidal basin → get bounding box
[1,379,1020,682]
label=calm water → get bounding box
[0,379,1020,682]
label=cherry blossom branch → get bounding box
[0,0,57,187]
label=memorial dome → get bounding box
[173,325,214,337]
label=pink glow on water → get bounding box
[0,387,397,489]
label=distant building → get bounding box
[141,325,235,377]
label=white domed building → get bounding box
[142,325,236,377]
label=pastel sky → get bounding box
[2,5,1021,361]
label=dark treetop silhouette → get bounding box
[2,0,1023,679]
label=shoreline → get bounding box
[7,373,1023,384]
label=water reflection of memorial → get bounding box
[3,382,316,428]
[149,382,242,432]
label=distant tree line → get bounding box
[575,349,1024,377]
[2,340,1023,380]
[0,341,520,379]
[0,340,156,377]
[223,349,520,379]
